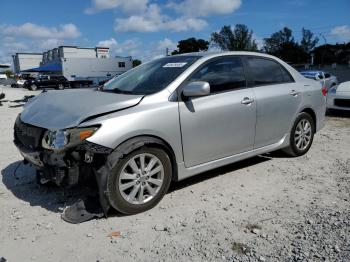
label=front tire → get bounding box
[29,84,38,91]
[57,84,65,90]
[107,147,172,214]
[283,112,315,157]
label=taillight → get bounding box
[321,86,327,96]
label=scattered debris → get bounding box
[107,231,121,239]
[231,242,250,255]
[153,225,168,232]
[245,223,262,234]
[61,196,104,224]
[10,95,35,104]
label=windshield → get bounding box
[37,74,49,80]
[103,55,201,95]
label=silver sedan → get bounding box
[14,52,326,215]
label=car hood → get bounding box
[336,81,350,93]
[20,89,143,130]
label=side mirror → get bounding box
[0,93,5,100]
[183,81,210,98]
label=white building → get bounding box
[12,53,43,73]
[13,46,133,84]
[41,46,111,65]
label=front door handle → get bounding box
[241,97,254,105]
[290,90,300,97]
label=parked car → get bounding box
[300,70,338,90]
[98,78,112,86]
[327,81,350,111]
[11,78,31,88]
[24,75,69,91]
[0,73,7,80]
[14,52,326,215]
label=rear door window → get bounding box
[189,56,246,93]
[246,57,294,86]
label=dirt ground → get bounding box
[0,86,349,262]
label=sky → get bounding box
[0,0,349,65]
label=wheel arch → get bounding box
[300,108,316,130]
[111,135,179,182]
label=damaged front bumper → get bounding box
[14,116,112,186]
[14,138,111,187]
[13,117,114,217]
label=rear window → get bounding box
[246,57,294,86]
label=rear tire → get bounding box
[107,147,172,215]
[283,112,315,157]
[29,84,38,91]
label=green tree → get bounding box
[4,69,13,78]
[313,43,350,64]
[263,27,308,64]
[211,24,258,51]
[132,59,142,67]
[171,38,209,55]
[300,28,319,54]
[263,27,294,54]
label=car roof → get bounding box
[172,51,283,60]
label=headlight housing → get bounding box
[42,126,99,151]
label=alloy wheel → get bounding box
[118,153,164,205]
[294,119,312,151]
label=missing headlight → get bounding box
[43,130,69,150]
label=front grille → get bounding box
[14,117,45,149]
[334,99,350,108]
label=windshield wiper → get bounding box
[112,88,137,94]
[107,87,145,95]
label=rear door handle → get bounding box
[290,90,300,97]
[241,97,254,105]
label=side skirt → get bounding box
[176,134,290,181]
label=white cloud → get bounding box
[97,37,180,62]
[1,23,81,39]
[157,38,177,51]
[114,4,207,32]
[167,0,241,17]
[98,38,118,48]
[40,39,64,49]
[165,18,207,32]
[97,38,141,57]
[253,34,264,50]
[85,0,148,14]
[3,41,29,51]
[330,25,350,42]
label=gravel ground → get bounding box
[0,86,349,262]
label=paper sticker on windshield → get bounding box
[163,62,187,68]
